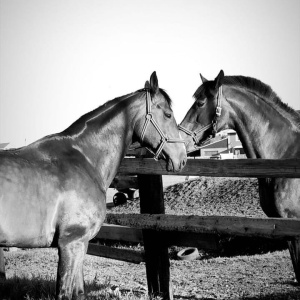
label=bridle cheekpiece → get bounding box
[140,89,185,160]
[178,85,223,146]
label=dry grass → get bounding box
[1,249,151,300]
[2,247,300,299]
[0,273,152,300]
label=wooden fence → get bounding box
[86,158,300,300]
[1,158,300,300]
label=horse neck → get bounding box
[63,93,144,188]
[225,86,300,159]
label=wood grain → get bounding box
[106,213,300,239]
[118,158,300,178]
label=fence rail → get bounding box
[88,223,221,262]
[106,213,300,239]
[118,158,300,177]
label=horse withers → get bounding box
[0,71,187,299]
[179,70,300,282]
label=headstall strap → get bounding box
[215,85,222,117]
[140,89,185,161]
[179,85,223,144]
[140,90,153,141]
[211,85,223,136]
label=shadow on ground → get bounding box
[217,236,288,257]
[0,275,131,300]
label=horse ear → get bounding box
[149,71,159,94]
[214,70,224,89]
[200,73,208,83]
[144,80,150,89]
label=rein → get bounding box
[140,89,185,161]
[178,85,223,146]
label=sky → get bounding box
[0,0,299,148]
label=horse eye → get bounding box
[196,101,205,108]
[164,112,172,119]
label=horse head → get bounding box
[179,70,228,153]
[135,72,187,172]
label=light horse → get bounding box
[179,70,300,282]
[0,72,187,299]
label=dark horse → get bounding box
[0,72,187,299]
[179,70,300,282]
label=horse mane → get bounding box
[223,76,300,127]
[159,88,173,108]
[63,88,172,135]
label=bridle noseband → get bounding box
[140,89,185,161]
[178,85,223,146]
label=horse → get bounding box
[179,70,300,282]
[0,71,187,299]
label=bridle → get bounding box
[178,85,223,147]
[140,89,185,161]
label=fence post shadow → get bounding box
[138,174,173,300]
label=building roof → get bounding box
[0,143,9,149]
[200,137,228,149]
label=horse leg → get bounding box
[260,178,300,283]
[56,238,87,300]
[288,239,300,283]
[73,241,89,298]
[258,179,280,218]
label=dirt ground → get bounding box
[110,176,264,217]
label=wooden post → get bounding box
[138,174,173,300]
[0,248,5,280]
